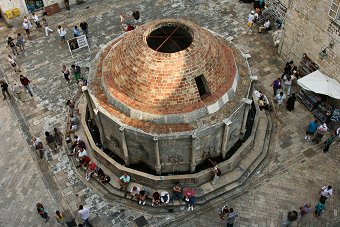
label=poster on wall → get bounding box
[25,0,44,13]
[67,35,90,57]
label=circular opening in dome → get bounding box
[147,24,193,53]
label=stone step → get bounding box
[70,107,273,216]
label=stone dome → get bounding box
[101,19,239,120]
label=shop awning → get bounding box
[297,70,340,100]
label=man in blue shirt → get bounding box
[305,120,318,140]
[73,26,81,37]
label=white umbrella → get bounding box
[297,70,340,100]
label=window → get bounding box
[329,0,340,21]
[194,75,209,99]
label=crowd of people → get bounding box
[282,185,333,226]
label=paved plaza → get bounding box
[0,0,339,226]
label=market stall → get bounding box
[297,70,340,126]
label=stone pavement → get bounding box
[0,0,339,226]
[0,99,59,226]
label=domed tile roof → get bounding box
[102,19,238,119]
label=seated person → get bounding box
[172,182,183,204]
[160,191,170,205]
[152,191,161,206]
[67,120,78,134]
[130,186,140,200]
[77,147,88,158]
[258,19,271,33]
[70,135,81,151]
[66,100,80,115]
[77,155,91,168]
[258,95,269,110]
[185,194,195,211]
[138,190,147,206]
[85,161,96,181]
[95,166,105,179]
[100,174,111,183]
[70,114,79,125]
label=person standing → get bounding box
[7,37,19,55]
[312,123,328,144]
[219,205,229,220]
[23,17,32,40]
[247,11,255,31]
[275,91,286,109]
[64,0,70,10]
[57,25,67,44]
[132,10,141,26]
[53,127,63,147]
[283,73,296,96]
[212,165,221,185]
[36,203,50,222]
[0,80,11,100]
[314,201,326,218]
[282,211,298,226]
[226,208,238,227]
[16,33,25,51]
[12,83,24,101]
[20,75,33,97]
[8,55,21,72]
[304,120,318,140]
[45,131,58,154]
[55,210,65,225]
[286,93,296,112]
[71,65,82,82]
[42,18,54,37]
[119,172,130,197]
[320,185,333,203]
[78,205,93,227]
[322,133,335,153]
[270,78,281,96]
[73,26,81,37]
[32,13,42,31]
[62,65,71,83]
[80,21,88,38]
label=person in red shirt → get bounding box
[85,161,96,181]
[19,75,33,97]
[122,23,135,32]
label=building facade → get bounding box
[279,0,340,81]
[0,0,75,22]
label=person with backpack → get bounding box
[71,65,82,82]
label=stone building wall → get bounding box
[279,0,340,81]
[94,103,246,174]
[0,0,76,21]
